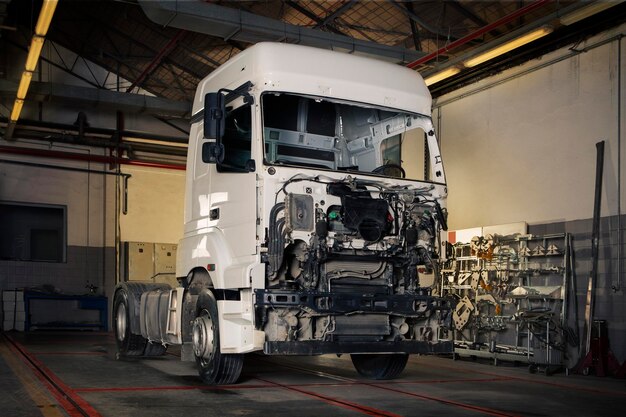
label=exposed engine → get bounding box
[256,174,452,353]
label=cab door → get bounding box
[207,97,257,258]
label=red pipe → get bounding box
[407,0,551,69]
[0,145,186,171]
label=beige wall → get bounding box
[119,165,185,244]
[436,25,625,230]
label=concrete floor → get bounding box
[1,332,625,417]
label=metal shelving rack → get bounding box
[440,233,570,370]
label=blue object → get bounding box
[23,291,108,331]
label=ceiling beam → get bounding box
[0,79,191,118]
[5,37,101,89]
[386,0,457,39]
[46,27,186,94]
[314,1,358,30]
[405,2,422,51]
[127,29,186,92]
[78,10,205,81]
[448,1,502,37]
[285,1,347,36]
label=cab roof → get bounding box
[193,42,432,116]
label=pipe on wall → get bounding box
[0,157,131,178]
[0,145,186,171]
[406,0,550,69]
[433,34,625,108]
[614,36,623,293]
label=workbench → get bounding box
[24,291,108,331]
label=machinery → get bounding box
[113,42,452,384]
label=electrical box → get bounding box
[154,243,178,287]
[126,242,155,281]
[124,242,178,285]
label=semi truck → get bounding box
[113,42,453,385]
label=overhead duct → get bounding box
[0,80,191,119]
[138,0,425,63]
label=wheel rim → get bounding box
[116,302,127,342]
[192,310,214,361]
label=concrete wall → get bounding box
[527,215,626,368]
[436,25,626,365]
[435,26,625,230]
[0,145,185,329]
[1,36,188,329]
[0,144,117,328]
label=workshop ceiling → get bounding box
[4,1,626,105]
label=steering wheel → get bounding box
[372,163,406,178]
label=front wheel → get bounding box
[192,291,243,385]
[350,353,408,380]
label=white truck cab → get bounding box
[114,42,453,384]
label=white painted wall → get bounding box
[119,165,185,244]
[436,25,625,230]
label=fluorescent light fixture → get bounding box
[10,99,24,122]
[464,27,553,68]
[17,71,33,99]
[25,36,45,71]
[424,67,461,86]
[35,0,58,36]
[560,1,624,26]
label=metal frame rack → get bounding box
[439,233,571,371]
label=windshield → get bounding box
[262,93,432,181]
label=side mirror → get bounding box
[202,141,225,164]
[204,92,225,140]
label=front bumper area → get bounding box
[264,340,454,355]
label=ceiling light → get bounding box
[17,71,33,99]
[424,67,461,86]
[464,27,553,68]
[560,1,624,26]
[35,0,59,36]
[25,36,45,71]
[10,99,24,122]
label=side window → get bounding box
[380,135,401,165]
[218,104,253,172]
[400,128,427,181]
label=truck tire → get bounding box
[113,289,147,356]
[192,290,243,385]
[350,353,408,380]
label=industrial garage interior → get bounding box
[1,0,625,416]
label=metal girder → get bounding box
[314,1,358,30]
[405,2,422,51]
[47,22,195,96]
[386,0,455,39]
[127,29,186,92]
[5,37,101,89]
[138,0,425,63]
[0,79,191,118]
[78,9,205,82]
[448,1,502,37]
[285,1,347,36]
